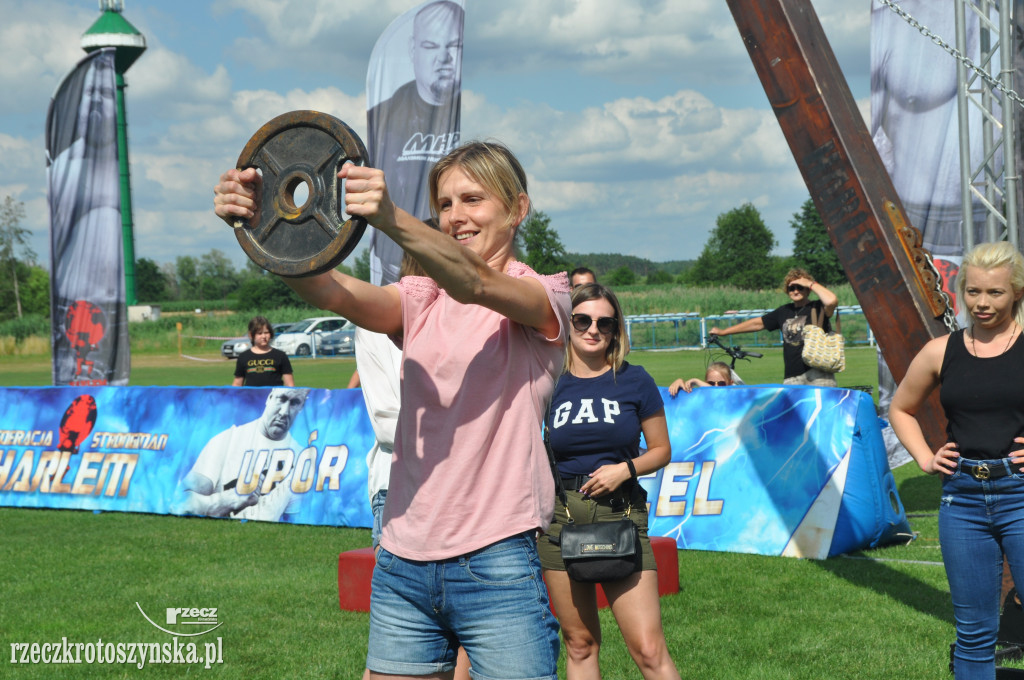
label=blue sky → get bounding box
[0,0,873,272]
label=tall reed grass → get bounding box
[0,285,863,357]
[614,283,858,316]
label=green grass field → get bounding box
[0,349,970,678]
[0,343,881,394]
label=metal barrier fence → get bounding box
[625,305,872,351]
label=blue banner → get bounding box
[645,385,909,558]
[0,385,907,558]
[0,386,373,527]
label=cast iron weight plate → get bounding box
[233,110,369,277]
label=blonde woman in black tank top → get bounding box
[890,241,1024,679]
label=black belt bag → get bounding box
[557,515,640,583]
[545,432,641,583]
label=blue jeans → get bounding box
[941,458,1024,679]
[366,533,560,679]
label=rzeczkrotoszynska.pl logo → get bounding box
[135,603,222,637]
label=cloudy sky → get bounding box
[0,0,875,271]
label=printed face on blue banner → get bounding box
[366,0,465,286]
[258,389,309,440]
[410,2,464,105]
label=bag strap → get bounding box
[808,305,820,329]
[543,427,631,521]
[543,428,573,521]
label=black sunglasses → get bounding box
[571,313,618,334]
[708,380,728,386]
[787,284,807,292]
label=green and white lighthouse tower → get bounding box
[81,0,146,305]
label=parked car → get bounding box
[221,336,250,360]
[271,317,350,356]
[317,323,356,356]
[221,322,296,360]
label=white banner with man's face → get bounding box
[366,0,465,286]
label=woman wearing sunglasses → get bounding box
[710,268,838,386]
[667,361,734,396]
[540,283,679,680]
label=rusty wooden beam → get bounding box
[726,0,949,447]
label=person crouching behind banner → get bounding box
[667,361,734,396]
[889,241,1024,680]
[214,140,568,679]
[232,316,294,387]
[540,282,680,680]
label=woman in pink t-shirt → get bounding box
[214,141,569,680]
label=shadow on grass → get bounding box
[815,556,953,626]
[898,472,942,514]
[809,465,951,625]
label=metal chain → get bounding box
[922,256,961,332]
[878,0,1024,111]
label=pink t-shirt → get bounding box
[380,262,570,560]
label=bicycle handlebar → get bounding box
[706,334,762,361]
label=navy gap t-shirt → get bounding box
[546,362,663,477]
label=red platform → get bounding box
[338,537,679,613]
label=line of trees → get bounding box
[0,192,847,326]
[684,198,846,288]
[0,196,47,323]
[514,199,846,290]
[135,251,364,311]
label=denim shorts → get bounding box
[370,489,387,549]
[366,533,560,679]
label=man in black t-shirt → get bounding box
[710,268,839,385]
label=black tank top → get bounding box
[939,329,1024,460]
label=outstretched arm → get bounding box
[710,317,765,337]
[213,167,403,335]
[340,165,562,339]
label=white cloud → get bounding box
[129,49,232,108]
[0,3,93,113]
[0,0,876,268]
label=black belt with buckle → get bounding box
[560,475,590,490]
[961,460,1014,481]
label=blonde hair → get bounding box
[428,141,529,231]
[783,268,813,289]
[564,283,629,375]
[956,241,1024,327]
[706,361,733,384]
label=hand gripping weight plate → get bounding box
[233,110,369,277]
